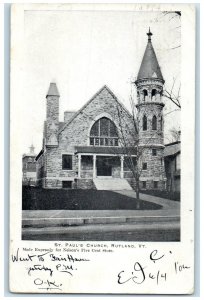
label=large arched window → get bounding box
[90,117,118,146]
[143,115,147,131]
[152,115,157,130]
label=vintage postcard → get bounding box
[10,3,195,294]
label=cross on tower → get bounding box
[147,27,153,41]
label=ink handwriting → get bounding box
[117,249,191,286]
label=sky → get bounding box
[21,9,181,155]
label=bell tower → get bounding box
[135,29,166,190]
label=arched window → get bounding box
[143,115,147,131]
[151,89,156,98]
[143,89,148,101]
[152,115,157,130]
[90,117,118,147]
[143,89,148,96]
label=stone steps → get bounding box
[93,178,133,191]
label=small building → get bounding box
[164,141,181,192]
[22,145,37,186]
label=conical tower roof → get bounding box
[137,29,164,81]
[46,82,60,97]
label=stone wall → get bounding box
[38,86,166,190]
[42,87,135,188]
[77,179,96,189]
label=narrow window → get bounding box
[152,149,157,156]
[142,181,146,189]
[143,89,148,97]
[143,115,147,131]
[62,155,72,170]
[100,138,104,146]
[160,116,163,131]
[114,139,119,146]
[142,162,147,170]
[153,181,158,189]
[90,138,94,145]
[151,89,156,98]
[152,115,157,130]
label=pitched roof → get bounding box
[58,85,132,134]
[46,82,60,97]
[137,30,164,81]
[164,141,180,157]
[75,146,137,155]
[59,122,65,130]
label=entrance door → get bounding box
[97,156,112,176]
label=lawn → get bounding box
[22,187,162,210]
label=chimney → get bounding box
[64,111,76,123]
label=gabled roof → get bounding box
[137,30,164,81]
[164,141,180,157]
[46,82,60,97]
[58,85,132,134]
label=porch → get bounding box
[75,146,137,180]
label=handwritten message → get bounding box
[117,249,191,286]
[10,244,192,293]
[11,246,90,291]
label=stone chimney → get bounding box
[64,111,76,123]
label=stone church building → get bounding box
[36,30,167,190]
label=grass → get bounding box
[22,187,162,210]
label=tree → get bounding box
[111,95,164,207]
[169,126,181,142]
[163,77,181,109]
[81,93,163,208]
[161,11,181,109]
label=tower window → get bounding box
[153,181,158,189]
[142,181,146,189]
[152,115,157,130]
[142,162,147,170]
[143,89,148,101]
[161,116,163,131]
[143,115,147,131]
[62,155,72,170]
[152,89,156,97]
[152,149,157,156]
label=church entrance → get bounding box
[96,156,112,177]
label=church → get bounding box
[36,30,167,191]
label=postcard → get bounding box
[10,3,195,294]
